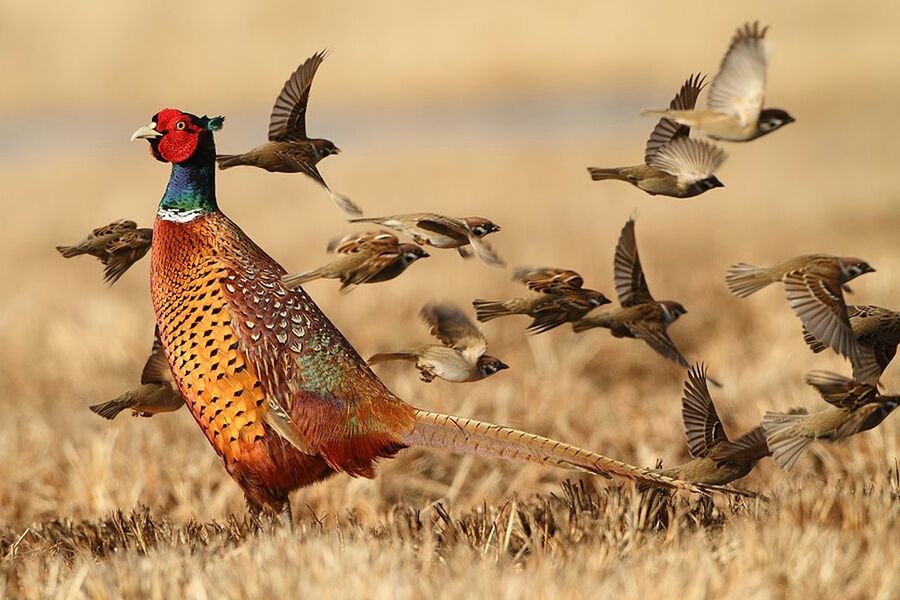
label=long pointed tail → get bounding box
[368,352,417,365]
[404,409,703,492]
[725,263,776,298]
[472,299,514,322]
[215,154,247,170]
[282,268,325,289]
[762,412,814,470]
[56,244,83,258]
[587,167,629,182]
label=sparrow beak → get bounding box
[131,123,161,141]
[333,147,342,155]
[497,362,509,371]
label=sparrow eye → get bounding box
[175,121,186,131]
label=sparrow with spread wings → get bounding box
[474,267,610,334]
[573,218,712,381]
[56,219,152,284]
[368,303,508,383]
[282,231,429,292]
[89,333,184,419]
[802,305,900,386]
[589,74,727,198]
[215,51,361,215]
[764,372,899,470]
[641,22,794,142]
[350,213,504,267]
[726,254,875,362]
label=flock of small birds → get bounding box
[57,21,899,492]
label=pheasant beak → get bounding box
[131,123,161,141]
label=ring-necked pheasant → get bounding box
[131,108,712,524]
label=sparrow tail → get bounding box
[56,244,82,258]
[89,399,131,420]
[587,167,629,182]
[282,268,325,289]
[367,352,417,365]
[405,409,705,492]
[762,412,814,470]
[725,263,777,298]
[472,299,515,322]
[215,154,247,170]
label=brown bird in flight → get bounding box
[589,74,727,198]
[282,231,429,292]
[641,22,795,141]
[574,218,712,381]
[763,371,899,470]
[726,254,875,362]
[368,303,508,383]
[215,51,361,215]
[56,219,152,284]
[89,334,184,419]
[474,267,610,334]
[654,364,768,486]
[349,213,504,267]
[803,305,900,386]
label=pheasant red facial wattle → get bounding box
[132,108,224,164]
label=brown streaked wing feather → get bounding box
[420,303,487,363]
[855,339,896,384]
[629,321,691,369]
[416,217,466,238]
[804,371,878,410]
[681,364,727,459]
[268,51,326,141]
[710,426,768,464]
[644,73,706,163]
[707,21,769,126]
[513,267,584,294]
[833,404,883,438]
[784,272,858,362]
[141,332,175,386]
[613,218,653,307]
[646,137,727,184]
[801,326,828,353]
[93,219,137,239]
[103,228,152,284]
[274,151,328,188]
[347,251,405,285]
[328,231,399,255]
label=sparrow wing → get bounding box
[644,73,706,164]
[629,321,691,369]
[420,303,487,363]
[804,371,878,410]
[268,51,326,141]
[416,216,466,238]
[327,231,399,255]
[853,339,896,385]
[783,271,859,362]
[681,363,727,459]
[709,426,768,465]
[707,21,769,127]
[273,151,362,216]
[103,228,152,284]
[613,218,654,307]
[93,219,138,239]
[801,326,828,353]
[347,250,406,285]
[468,236,506,267]
[833,403,885,438]
[647,137,727,184]
[140,331,176,386]
[513,267,584,294]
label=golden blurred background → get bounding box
[1,0,900,568]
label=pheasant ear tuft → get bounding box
[204,115,225,131]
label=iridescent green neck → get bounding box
[158,161,217,220]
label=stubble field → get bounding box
[1,2,899,598]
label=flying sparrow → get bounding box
[349,213,504,267]
[803,305,900,385]
[641,22,795,141]
[726,254,875,362]
[655,364,768,485]
[56,219,152,284]
[282,231,429,292]
[368,303,508,383]
[89,333,184,419]
[573,218,712,380]
[473,267,610,334]
[215,51,361,215]
[589,74,727,198]
[763,371,899,469]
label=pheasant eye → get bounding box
[175,121,186,131]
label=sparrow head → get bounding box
[584,289,612,308]
[131,109,224,164]
[838,257,875,281]
[399,244,430,265]
[463,217,501,238]
[660,301,687,325]
[477,355,509,377]
[697,176,724,191]
[314,139,341,158]
[757,109,795,137]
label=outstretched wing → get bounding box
[707,21,769,127]
[104,228,152,284]
[613,218,654,307]
[629,321,690,369]
[680,364,727,459]
[268,51,327,141]
[420,303,487,363]
[513,267,584,294]
[644,73,706,164]
[784,271,858,362]
[647,137,727,184]
[804,371,878,410]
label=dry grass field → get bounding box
[2,1,900,598]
